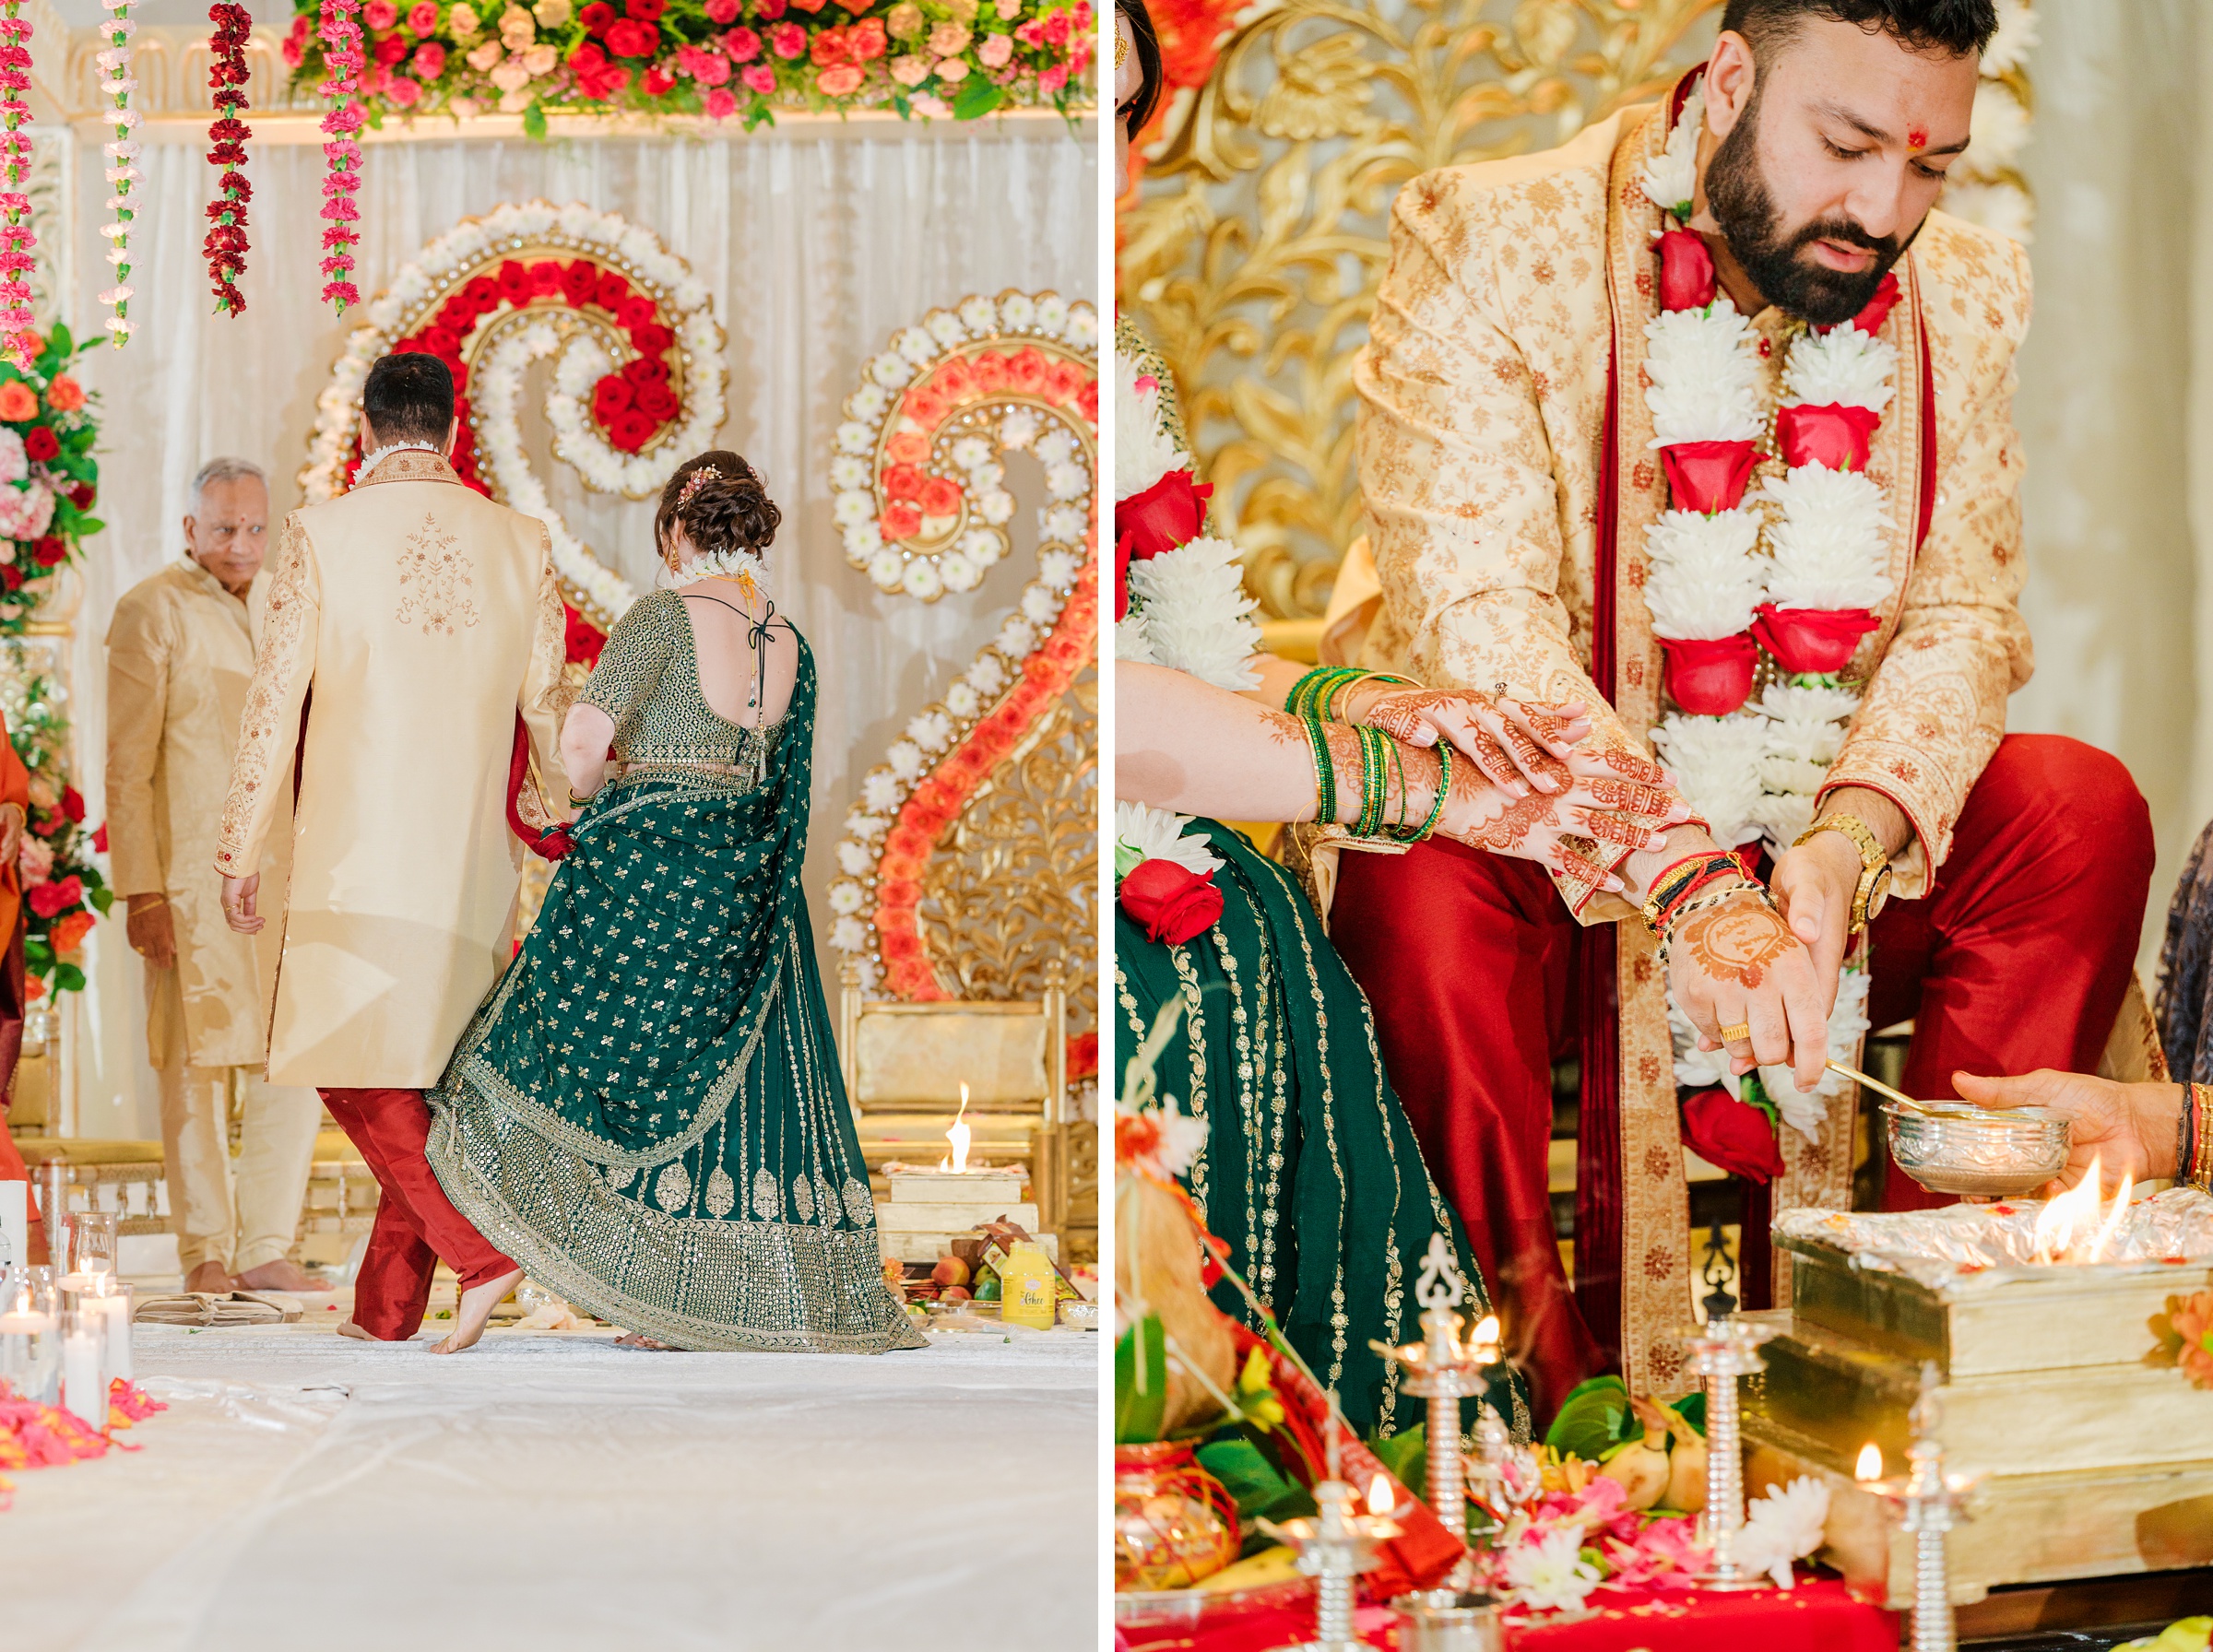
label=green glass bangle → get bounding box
[1354,725,1390,838]
[1402,742,1451,843]
[1286,666,1362,718]
[1304,713,1337,825]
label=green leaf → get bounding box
[743,100,774,132]
[88,887,112,916]
[1367,1421,1426,1493]
[72,517,103,537]
[1114,1316,1168,1444]
[1113,841,1142,879]
[953,77,1004,120]
[53,961,84,993]
[1675,1390,1706,1437]
[1196,1435,1316,1537]
[1544,1373,1629,1460]
[522,98,548,140]
[45,322,71,360]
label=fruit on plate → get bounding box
[932,1256,971,1290]
[1194,1546,1301,1594]
[974,1272,1001,1302]
[941,1286,972,1303]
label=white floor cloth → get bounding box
[7,1321,1097,1648]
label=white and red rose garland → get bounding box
[205,3,253,314]
[318,0,366,313]
[1640,88,1901,1143]
[0,0,39,366]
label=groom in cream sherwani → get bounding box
[217,352,569,1354]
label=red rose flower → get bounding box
[810,24,849,65]
[1852,271,1901,336]
[917,475,962,517]
[579,1,615,32]
[721,24,761,58]
[59,785,82,823]
[704,0,739,18]
[970,352,1009,393]
[593,373,634,419]
[1659,632,1758,715]
[595,270,633,311]
[634,383,680,421]
[1752,604,1882,675]
[30,535,64,567]
[933,358,976,401]
[880,504,922,539]
[848,18,885,60]
[1775,402,1881,474]
[1114,531,1132,620]
[561,260,600,308]
[563,603,607,667]
[1680,1089,1784,1183]
[1659,439,1758,514]
[1007,347,1047,393]
[28,874,81,920]
[1654,229,1716,312]
[609,409,657,452]
[643,65,676,93]
[627,0,666,17]
[497,259,532,302]
[1114,466,1211,561]
[528,260,563,295]
[606,18,658,56]
[883,462,925,502]
[1043,360,1084,405]
[464,276,502,312]
[629,322,674,354]
[903,388,947,430]
[92,822,107,853]
[622,355,670,388]
[66,482,93,510]
[616,294,657,330]
[22,426,56,463]
[1118,859,1224,946]
[374,33,408,65]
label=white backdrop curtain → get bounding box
[62,119,1095,1139]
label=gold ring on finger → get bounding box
[1719,1022,1752,1044]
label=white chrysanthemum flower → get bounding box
[978,490,1016,525]
[1642,507,1764,640]
[1757,680,1862,729]
[1000,293,1036,331]
[1115,611,1160,666]
[895,325,936,365]
[1127,537,1262,692]
[945,681,981,718]
[849,384,890,422]
[839,839,879,877]
[846,809,889,841]
[951,435,992,471]
[1640,84,1704,215]
[1116,348,1185,501]
[1038,424,1078,466]
[1940,178,2033,244]
[1757,754,1831,798]
[833,489,879,528]
[1115,800,1224,877]
[1035,294,1070,336]
[1758,710,1846,766]
[1649,713,1769,847]
[964,528,1007,566]
[887,740,926,779]
[1046,460,1089,502]
[1500,1526,1604,1614]
[1066,302,1098,348]
[1747,790,1819,856]
[1000,407,1042,448]
[1757,966,1871,1131]
[1644,307,1765,444]
[959,294,999,334]
[1759,466,1893,610]
[906,710,953,752]
[998,616,1036,655]
[925,309,967,347]
[1781,324,1895,412]
[940,553,981,593]
[969,460,1006,491]
[1039,549,1080,589]
[1982,0,2037,75]
[842,522,885,561]
[901,560,942,601]
[1021,584,1062,625]
[830,455,871,491]
[1734,1476,1832,1589]
[869,351,913,388]
[831,915,870,952]
[828,879,866,915]
[1960,78,2030,180]
[1043,505,1089,543]
[867,551,905,591]
[967,655,1009,693]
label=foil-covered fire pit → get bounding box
[1743,1187,2213,1606]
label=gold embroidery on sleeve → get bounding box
[216,513,315,872]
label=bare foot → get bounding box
[613,1330,679,1351]
[184,1261,233,1294]
[336,1319,376,1341]
[430,1268,523,1355]
[235,1258,335,1294]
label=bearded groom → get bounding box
[1325,0,2154,1409]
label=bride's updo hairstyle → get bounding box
[656,450,782,564]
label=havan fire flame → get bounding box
[2031,1154,2135,1266]
[940,1082,972,1174]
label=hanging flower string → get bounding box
[316,0,364,313]
[93,0,138,347]
[204,3,253,314]
[0,0,37,368]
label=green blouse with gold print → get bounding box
[428,597,922,1353]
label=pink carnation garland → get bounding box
[0,0,37,367]
[317,0,365,313]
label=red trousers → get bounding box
[1330,734,2154,1415]
[319,1087,517,1340]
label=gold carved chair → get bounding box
[836,960,1071,1239]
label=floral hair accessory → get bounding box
[675,466,723,510]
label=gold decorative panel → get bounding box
[1119,0,1719,620]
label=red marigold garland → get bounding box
[316,0,365,313]
[0,0,37,368]
[204,3,253,314]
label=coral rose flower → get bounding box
[917,475,962,517]
[879,504,922,539]
[365,0,398,28]
[705,86,739,116]
[740,62,775,93]
[885,431,929,465]
[408,0,438,32]
[43,376,82,412]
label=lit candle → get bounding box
[1855,1442,1884,1483]
[0,1179,23,1267]
[1471,1312,1501,1363]
[1367,1473,1392,1517]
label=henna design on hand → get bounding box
[1569,807,1659,848]
[1552,842,1607,888]
[1324,720,1365,824]
[1600,749,1669,787]
[1364,690,1458,746]
[1584,778,1675,817]
[1675,894,1796,990]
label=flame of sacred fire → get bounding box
[2032,1154,2135,1266]
[1367,1474,1392,1517]
[1473,1313,1500,1351]
[1855,1442,1883,1483]
[940,1083,973,1174]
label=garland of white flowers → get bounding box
[832,289,1096,603]
[1640,86,1897,1137]
[92,0,137,346]
[668,546,770,596]
[1110,346,1262,692]
[299,199,726,627]
[823,293,1097,987]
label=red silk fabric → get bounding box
[318,1087,518,1339]
[506,714,574,861]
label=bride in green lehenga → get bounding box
[427,452,922,1354]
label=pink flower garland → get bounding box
[94,0,139,345]
[317,0,365,313]
[0,0,36,368]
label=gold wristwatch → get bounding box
[1793,813,1891,933]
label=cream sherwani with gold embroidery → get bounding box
[214,450,569,1088]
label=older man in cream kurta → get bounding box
[107,462,323,1294]
[215,438,567,1345]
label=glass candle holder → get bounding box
[58,1297,105,1426]
[72,1210,117,1286]
[0,1263,61,1405]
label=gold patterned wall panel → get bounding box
[1121,0,1725,621]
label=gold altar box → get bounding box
[1744,1232,2213,1607]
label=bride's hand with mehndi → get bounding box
[1429,743,1688,891]
[1339,680,1594,797]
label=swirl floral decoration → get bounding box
[823,288,1097,997]
[205,3,254,313]
[284,0,1094,130]
[300,199,725,634]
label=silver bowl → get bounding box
[1884,1101,2070,1198]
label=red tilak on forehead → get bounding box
[1908,125,1928,149]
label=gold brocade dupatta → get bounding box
[1592,78,1935,1394]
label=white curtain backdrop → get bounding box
[64,119,1095,1139]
